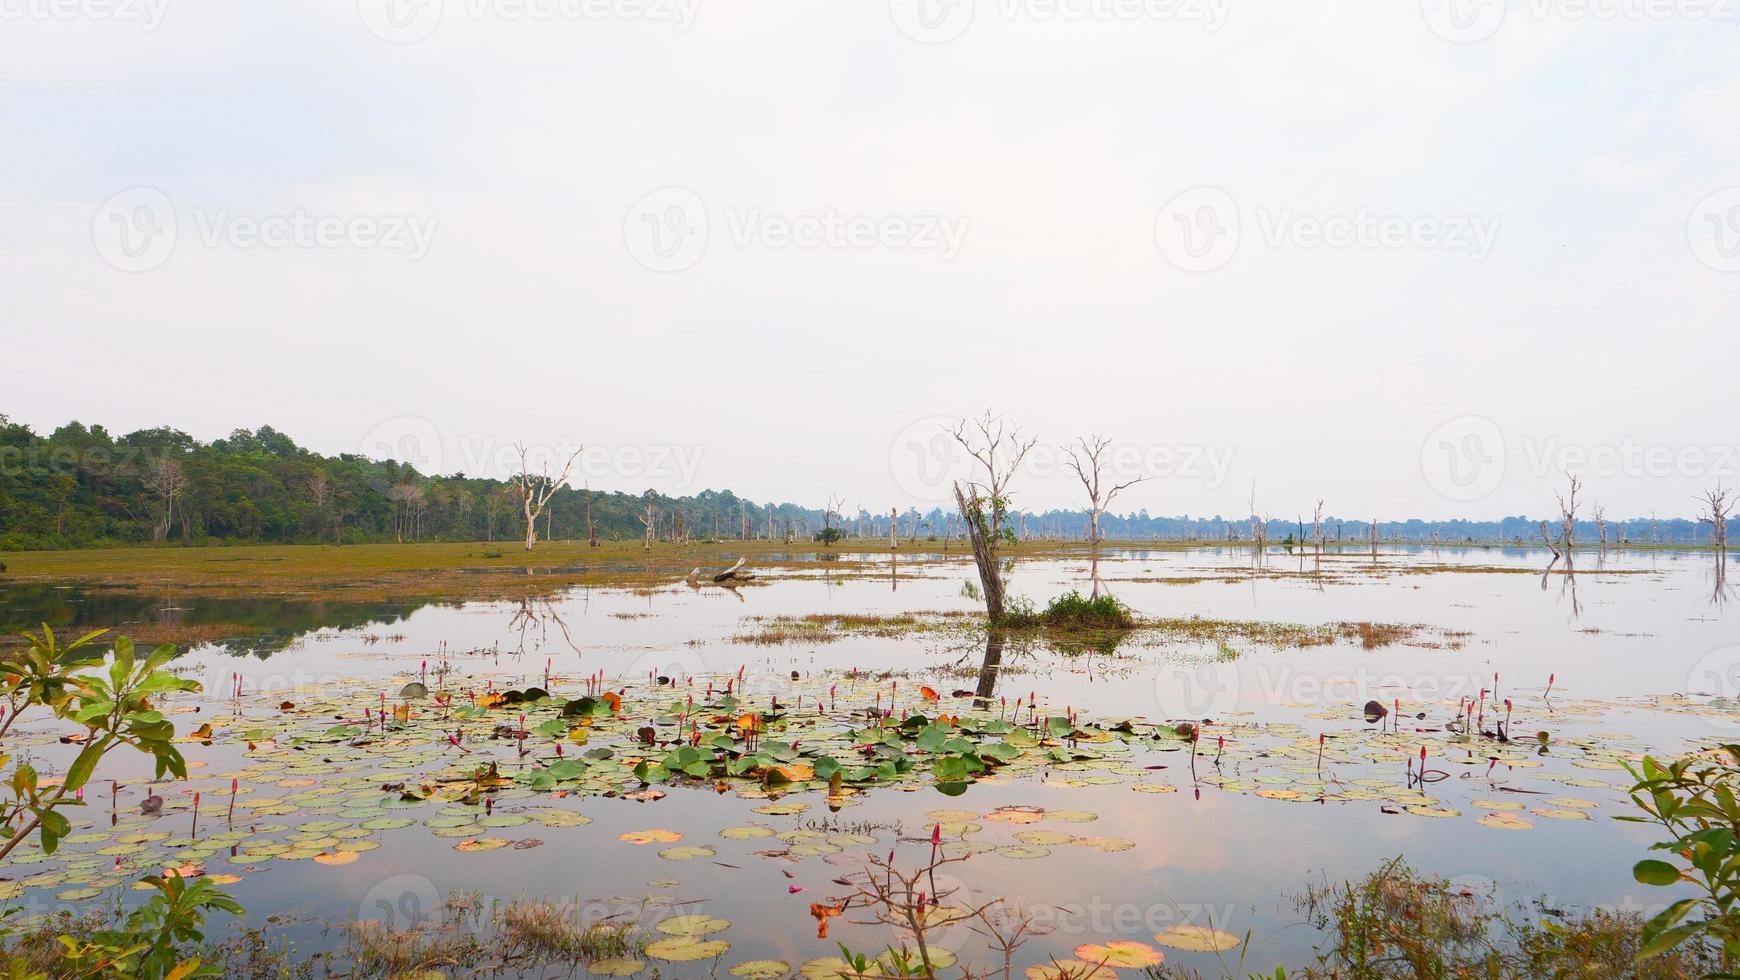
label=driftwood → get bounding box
[687,557,754,588]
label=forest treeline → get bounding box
[0,417,824,550]
[0,416,1719,551]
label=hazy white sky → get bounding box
[2,0,1735,521]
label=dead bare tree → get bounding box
[1061,435,1145,545]
[510,443,581,551]
[1311,499,1325,557]
[583,487,599,547]
[1593,503,1608,553]
[1538,520,1561,561]
[1556,473,1582,554]
[1247,483,1268,564]
[949,411,1035,623]
[306,470,330,542]
[640,490,656,551]
[889,507,899,550]
[143,456,187,543]
[1699,484,1734,553]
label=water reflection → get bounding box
[0,582,431,657]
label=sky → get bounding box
[2,0,1736,522]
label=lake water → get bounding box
[2,545,1734,976]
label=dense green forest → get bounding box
[0,416,825,550]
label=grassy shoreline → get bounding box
[0,536,1721,601]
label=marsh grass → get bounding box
[341,893,644,977]
[1282,858,1713,979]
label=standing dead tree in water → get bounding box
[950,412,1035,623]
[1539,520,1561,561]
[583,486,599,546]
[1061,435,1146,544]
[1247,483,1270,561]
[889,507,899,549]
[510,443,581,551]
[1556,473,1583,554]
[1312,500,1325,556]
[1700,484,1734,552]
[639,489,657,551]
[1593,503,1608,553]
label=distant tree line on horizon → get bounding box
[0,416,1723,551]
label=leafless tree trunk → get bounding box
[511,443,581,551]
[1593,503,1607,552]
[143,456,186,543]
[641,491,657,551]
[306,470,330,542]
[1247,483,1268,562]
[1539,520,1561,561]
[1700,484,1733,552]
[1062,435,1145,545]
[585,490,598,547]
[1312,500,1325,557]
[949,411,1035,623]
[890,507,899,550]
[1556,473,1582,554]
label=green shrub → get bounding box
[1039,591,1134,630]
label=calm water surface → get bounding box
[3,546,1734,975]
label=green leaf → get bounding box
[63,742,105,793]
[1634,859,1683,887]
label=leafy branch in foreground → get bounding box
[0,626,201,863]
[1623,745,1740,969]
